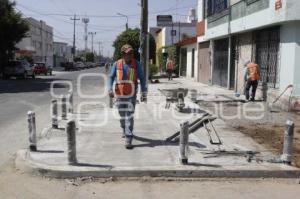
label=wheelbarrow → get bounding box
[159,88,189,112]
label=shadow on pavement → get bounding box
[75,162,113,169]
[35,150,64,154]
[185,162,222,168]
[133,135,206,149]
[0,78,69,94]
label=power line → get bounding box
[56,0,75,14]
[17,2,196,19]
[49,0,71,16]
[23,18,72,43]
[16,4,74,25]
[17,4,125,33]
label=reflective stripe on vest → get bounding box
[247,63,259,81]
[115,59,137,96]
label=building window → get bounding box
[206,0,228,17]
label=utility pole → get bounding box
[88,32,96,53]
[82,18,90,54]
[70,14,80,59]
[140,0,148,85]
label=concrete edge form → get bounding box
[15,150,300,179]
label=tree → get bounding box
[112,28,156,63]
[85,52,95,62]
[0,0,29,75]
[73,56,83,62]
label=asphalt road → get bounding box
[1,164,300,199]
[0,67,106,168]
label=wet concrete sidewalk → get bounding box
[15,78,300,178]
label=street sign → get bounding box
[157,15,173,26]
[171,30,177,36]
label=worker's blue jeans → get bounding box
[116,95,136,137]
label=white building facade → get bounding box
[53,42,71,67]
[160,22,197,47]
[178,37,198,80]
[16,17,53,67]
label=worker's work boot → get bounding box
[125,136,133,149]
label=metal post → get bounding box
[171,22,174,45]
[227,36,232,90]
[51,99,58,129]
[62,95,67,120]
[109,96,114,108]
[262,82,268,101]
[140,0,148,83]
[70,14,80,59]
[282,120,295,165]
[66,120,77,165]
[88,32,96,54]
[27,111,37,151]
[67,93,73,114]
[190,89,197,102]
[179,121,189,165]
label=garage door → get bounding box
[212,38,229,88]
[198,42,210,84]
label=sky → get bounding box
[15,0,197,57]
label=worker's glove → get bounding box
[140,92,147,103]
[108,90,114,98]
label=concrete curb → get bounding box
[15,150,300,179]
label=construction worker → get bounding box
[108,44,147,149]
[166,57,174,81]
[244,61,260,101]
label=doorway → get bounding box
[212,38,229,88]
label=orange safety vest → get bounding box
[115,59,137,96]
[247,63,260,81]
[167,61,174,70]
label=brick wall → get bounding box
[196,21,205,36]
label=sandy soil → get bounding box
[201,101,300,167]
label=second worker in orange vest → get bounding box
[244,61,260,102]
[108,44,147,149]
